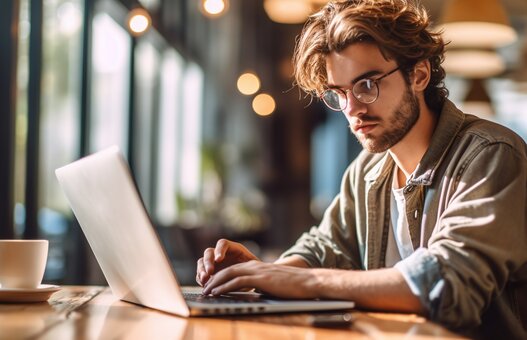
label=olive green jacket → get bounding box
[281,100,527,338]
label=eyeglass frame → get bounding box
[320,66,401,111]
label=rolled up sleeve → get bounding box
[394,248,444,318]
[401,142,527,329]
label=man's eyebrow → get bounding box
[327,69,383,89]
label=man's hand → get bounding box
[201,262,423,314]
[201,261,320,298]
[196,239,260,286]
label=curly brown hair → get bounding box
[293,0,448,111]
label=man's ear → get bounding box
[411,60,431,92]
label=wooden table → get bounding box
[0,286,466,339]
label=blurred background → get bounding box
[1,0,526,285]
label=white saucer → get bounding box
[0,284,61,303]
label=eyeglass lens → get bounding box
[322,78,379,111]
[353,79,377,104]
[322,90,346,111]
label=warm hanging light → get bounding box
[460,79,496,118]
[200,0,229,18]
[252,94,276,116]
[443,50,506,79]
[237,72,261,95]
[263,0,313,24]
[437,0,517,49]
[127,8,151,36]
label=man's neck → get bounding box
[389,100,438,186]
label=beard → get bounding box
[353,87,420,153]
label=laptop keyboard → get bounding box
[183,292,267,304]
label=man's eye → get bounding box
[354,80,372,93]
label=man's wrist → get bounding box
[308,268,349,300]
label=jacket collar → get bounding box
[364,99,465,186]
[408,99,465,186]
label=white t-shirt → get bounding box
[385,167,415,267]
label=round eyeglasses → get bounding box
[320,67,400,111]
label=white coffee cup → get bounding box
[0,240,49,289]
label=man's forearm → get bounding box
[274,255,310,267]
[312,267,424,314]
[274,256,422,313]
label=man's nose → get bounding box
[342,91,367,118]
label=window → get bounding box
[40,0,83,213]
[40,0,84,280]
[133,39,160,212]
[179,63,204,212]
[90,12,130,154]
[156,49,184,225]
[14,0,30,235]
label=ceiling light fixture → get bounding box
[200,0,229,18]
[263,0,313,24]
[460,78,496,118]
[443,50,506,78]
[252,93,276,116]
[438,0,517,49]
[237,72,261,95]
[127,8,151,36]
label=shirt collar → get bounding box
[408,99,465,186]
[364,99,465,186]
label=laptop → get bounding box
[55,146,355,317]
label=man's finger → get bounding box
[209,275,262,296]
[196,258,203,283]
[200,272,211,286]
[214,239,230,261]
[203,266,233,294]
[203,262,258,294]
[196,258,209,286]
[203,248,216,274]
[197,257,204,273]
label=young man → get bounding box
[196,0,527,337]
